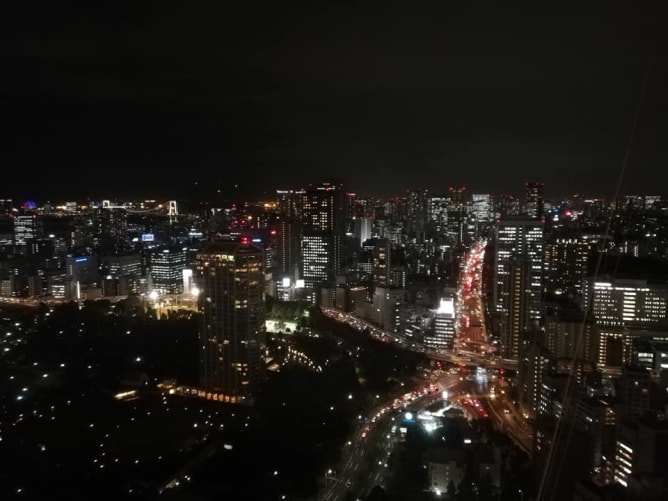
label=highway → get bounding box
[321,307,517,371]
[319,374,468,501]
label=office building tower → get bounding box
[518,340,553,419]
[471,194,493,223]
[150,246,187,295]
[543,237,593,296]
[276,189,304,219]
[95,203,129,253]
[104,253,143,294]
[275,217,301,278]
[632,340,668,372]
[386,196,408,222]
[428,195,449,234]
[13,212,42,247]
[353,197,374,218]
[353,217,373,249]
[65,254,99,299]
[494,216,544,323]
[345,192,357,222]
[525,181,544,219]
[196,240,264,404]
[614,416,668,495]
[407,189,429,241]
[574,398,617,483]
[300,181,345,303]
[583,279,668,328]
[497,194,520,217]
[424,294,457,351]
[301,234,330,294]
[446,187,469,245]
[371,286,403,334]
[372,238,391,288]
[499,254,532,359]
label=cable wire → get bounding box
[535,19,660,501]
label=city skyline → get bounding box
[3,2,667,201]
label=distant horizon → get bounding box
[2,184,665,207]
[4,4,666,209]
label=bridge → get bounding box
[321,308,518,371]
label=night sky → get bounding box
[2,1,667,202]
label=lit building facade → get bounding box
[543,237,593,296]
[494,216,544,322]
[95,204,129,253]
[300,181,344,303]
[583,279,668,328]
[424,295,457,351]
[428,196,449,234]
[196,241,264,404]
[353,217,373,249]
[13,213,42,247]
[524,181,544,219]
[500,255,532,359]
[407,189,429,241]
[372,238,391,288]
[470,193,492,223]
[150,246,187,294]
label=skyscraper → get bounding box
[12,208,43,256]
[372,238,391,288]
[407,189,429,241]
[150,246,187,294]
[494,216,544,318]
[501,254,532,359]
[524,181,544,219]
[95,202,129,253]
[543,237,593,297]
[494,216,544,359]
[196,240,264,404]
[300,181,345,303]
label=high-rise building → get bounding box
[446,187,469,245]
[13,212,42,247]
[150,246,187,294]
[300,181,345,303]
[407,189,429,241]
[95,203,129,253]
[543,237,593,296]
[614,415,668,494]
[471,194,492,223]
[276,189,304,219]
[518,339,553,419]
[497,194,520,217]
[525,181,544,219]
[372,238,391,288]
[494,216,544,321]
[275,217,301,278]
[353,217,373,249]
[574,397,617,483]
[104,253,143,294]
[583,279,668,328]
[65,254,99,299]
[424,294,457,351]
[428,195,449,234]
[500,255,532,359]
[12,207,43,257]
[196,240,264,404]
